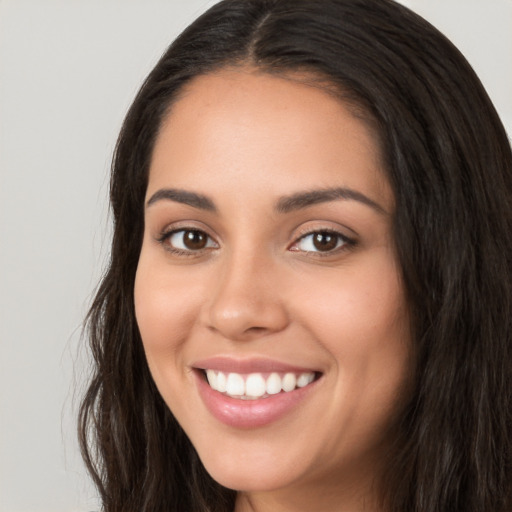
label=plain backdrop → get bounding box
[0,1,510,511]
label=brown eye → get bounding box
[165,229,217,253]
[312,232,338,251]
[183,230,207,250]
[292,230,350,254]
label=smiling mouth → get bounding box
[201,369,320,400]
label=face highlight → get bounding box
[134,69,410,511]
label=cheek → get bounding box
[306,275,409,445]
[133,257,209,420]
[294,259,407,356]
[134,257,201,361]
[290,253,410,418]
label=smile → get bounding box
[193,359,322,428]
[205,370,316,400]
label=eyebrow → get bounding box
[146,188,216,212]
[276,187,387,215]
[146,186,386,215]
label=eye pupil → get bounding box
[313,232,338,251]
[183,230,207,250]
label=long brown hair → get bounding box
[79,1,512,510]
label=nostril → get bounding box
[246,326,267,333]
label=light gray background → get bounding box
[0,1,510,511]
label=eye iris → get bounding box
[313,232,338,251]
[183,230,207,250]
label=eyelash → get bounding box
[157,227,356,257]
[156,228,218,257]
[289,229,355,256]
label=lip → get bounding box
[192,357,322,429]
[192,356,318,374]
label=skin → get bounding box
[134,68,411,512]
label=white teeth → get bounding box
[245,373,266,398]
[226,373,245,396]
[266,373,282,395]
[282,373,296,392]
[297,372,315,387]
[206,369,217,388]
[216,371,227,392]
[205,370,316,398]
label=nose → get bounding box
[203,251,289,341]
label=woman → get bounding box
[79,0,512,511]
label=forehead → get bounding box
[148,68,392,209]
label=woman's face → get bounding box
[135,69,411,508]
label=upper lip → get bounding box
[192,356,320,374]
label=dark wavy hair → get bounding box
[79,0,512,510]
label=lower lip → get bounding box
[195,371,320,429]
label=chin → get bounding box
[189,432,310,493]
[202,457,299,493]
